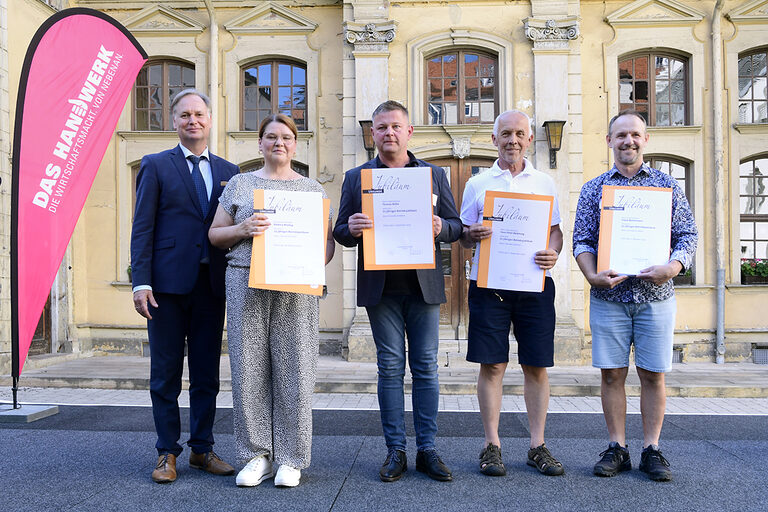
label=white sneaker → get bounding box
[236,455,273,487]
[274,465,301,487]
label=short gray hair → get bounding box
[170,88,211,115]
[493,110,533,136]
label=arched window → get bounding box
[646,156,695,284]
[645,156,692,206]
[242,60,307,131]
[618,52,689,126]
[240,159,308,178]
[740,156,768,267]
[133,60,195,131]
[426,50,497,125]
[738,48,768,124]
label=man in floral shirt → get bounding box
[573,110,697,482]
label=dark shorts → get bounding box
[466,278,555,367]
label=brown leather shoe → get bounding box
[152,454,177,483]
[189,451,235,476]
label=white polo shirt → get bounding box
[459,158,562,280]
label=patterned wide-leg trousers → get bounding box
[226,266,319,469]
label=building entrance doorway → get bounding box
[432,156,495,338]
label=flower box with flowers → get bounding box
[741,259,768,285]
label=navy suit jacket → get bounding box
[130,145,239,298]
[333,152,462,306]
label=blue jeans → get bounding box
[366,295,440,451]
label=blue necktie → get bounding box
[188,155,209,217]
[188,154,210,263]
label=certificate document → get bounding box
[248,189,327,295]
[361,167,435,270]
[477,191,554,292]
[597,185,673,276]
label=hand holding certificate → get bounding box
[477,191,554,292]
[597,185,673,276]
[248,189,330,296]
[361,167,435,270]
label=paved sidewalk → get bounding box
[3,352,768,397]
[3,387,768,415]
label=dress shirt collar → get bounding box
[178,143,210,163]
[489,157,534,178]
[608,161,652,179]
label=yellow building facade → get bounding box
[1,0,767,374]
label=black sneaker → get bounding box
[526,443,564,476]
[479,443,506,476]
[593,442,632,477]
[639,445,672,482]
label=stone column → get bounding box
[0,0,10,373]
[524,4,586,363]
[340,2,396,360]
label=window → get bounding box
[240,159,308,178]
[242,61,307,131]
[646,156,694,283]
[738,49,768,124]
[426,51,497,125]
[133,60,195,131]
[618,52,688,126]
[645,156,692,206]
[740,156,768,263]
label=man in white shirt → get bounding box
[459,110,564,477]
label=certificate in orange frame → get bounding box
[597,185,673,275]
[477,191,554,292]
[361,167,435,270]
[248,189,330,296]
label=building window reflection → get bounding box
[739,156,768,264]
[426,50,497,125]
[737,49,768,124]
[133,60,195,131]
[242,60,307,131]
[618,52,689,126]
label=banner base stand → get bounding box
[0,403,59,423]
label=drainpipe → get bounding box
[203,0,218,153]
[711,0,725,364]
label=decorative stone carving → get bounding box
[525,18,579,42]
[523,17,579,50]
[451,137,471,160]
[343,21,397,52]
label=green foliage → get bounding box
[741,258,768,277]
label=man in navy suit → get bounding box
[334,101,462,482]
[131,89,238,483]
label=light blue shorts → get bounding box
[589,296,676,373]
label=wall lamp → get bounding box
[359,119,375,161]
[542,120,566,169]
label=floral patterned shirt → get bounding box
[572,163,698,303]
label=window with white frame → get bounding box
[738,48,768,124]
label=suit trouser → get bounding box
[148,265,225,456]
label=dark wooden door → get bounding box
[29,296,51,356]
[433,157,495,337]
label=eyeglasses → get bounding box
[262,134,296,144]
